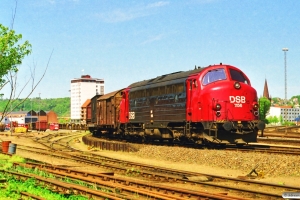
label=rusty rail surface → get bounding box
[257,137,300,146]
[11,146,298,200]
[19,191,46,200]
[12,163,251,200]
[33,132,85,151]
[264,125,300,137]
[4,170,125,200]
[227,147,300,155]
[225,143,300,155]
[3,132,299,199]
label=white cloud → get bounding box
[95,1,169,23]
[48,0,56,4]
[47,0,79,5]
[141,34,164,45]
[96,9,145,23]
[147,1,169,8]
[187,0,220,5]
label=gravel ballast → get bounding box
[135,146,300,177]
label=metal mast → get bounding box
[282,48,288,125]
[282,48,288,103]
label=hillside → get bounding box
[0,97,70,118]
[1,95,300,119]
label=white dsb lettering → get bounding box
[229,96,246,103]
[230,96,245,107]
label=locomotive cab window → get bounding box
[229,69,249,84]
[202,68,226,85]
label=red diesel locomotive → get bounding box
[89,63,265,145]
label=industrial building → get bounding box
[0,110,58,130]
[267,106,300,122]
[70,75,104,123]
[263,79,300,123]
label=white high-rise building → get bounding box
[70,75,104,123]
[267,106,300,122]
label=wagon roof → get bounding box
[81,99,91,108]
[128,66,206,88]
[97,89,124,100]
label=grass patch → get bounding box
[0,154,88,200]
[0,154,25,170]
[0,176,88,200]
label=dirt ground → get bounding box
[0,131,299,187]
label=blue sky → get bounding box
[1,0,300,99]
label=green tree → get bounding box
[290,95,300,106]
[0,24,31,87]
[259,97,271,120]
[273,116,279,124]
[266,116,273,124]
[0,21,51,124]
[279,115,283,124]
[0,97,70,118]
[266,115,279,125]
[271,97,280,105]
[0,23,32,122]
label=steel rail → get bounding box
[8,134,300,200]
[13,162,251,200]
[16,144,300,194]
[2,170,125,200]
[12,147,292,199]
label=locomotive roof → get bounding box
[129,66,206,89]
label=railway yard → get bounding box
[0,126,300,199]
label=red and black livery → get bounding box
[89,64,265,145]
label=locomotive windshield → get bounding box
[229,69,249,84]
[202,68,227,85]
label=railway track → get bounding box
[84,134,300,156]
[257,137,300,146]
[10,162,248,200]
[13,142,299,200]
[263,125,300,138]
[33,132,85,151]
[2,144,248,199]
[2,170,126,200]
[2,131,300,199]
[225,143,300,155]
[17,131,300,156]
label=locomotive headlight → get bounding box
[216,104,221,110]
[214,103,221,111]
[253,103,259,111]
[234,82,241,89]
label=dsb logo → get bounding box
[229,96,246,103]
